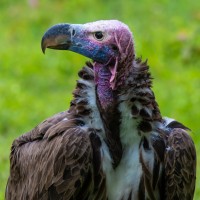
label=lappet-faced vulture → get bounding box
[6,20,196,200]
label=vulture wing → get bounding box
[164,123,196,199]
[6,65,106,200]
[6,112,92,199]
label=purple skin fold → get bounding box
[94,62,115,110]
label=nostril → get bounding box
[72,29,76,36]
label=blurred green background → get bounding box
[0,0,199,199]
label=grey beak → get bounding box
[41,24,72,53]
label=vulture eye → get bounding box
[93,31,104,41]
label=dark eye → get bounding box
[94,31,104,41]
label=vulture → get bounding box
[6,20,196,200]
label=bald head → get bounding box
[41,20,134,64]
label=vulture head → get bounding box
[41,20,135,108]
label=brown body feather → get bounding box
[6,60,196,200]
[6,65,107,200]
[164,128,196,200]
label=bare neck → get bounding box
[94,63,116,111]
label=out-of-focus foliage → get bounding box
[0,0,199,199]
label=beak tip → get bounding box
[42,47,46,54]
[41,37,46,54]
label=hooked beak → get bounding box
[41,22,116,64]
[41,24,73,54]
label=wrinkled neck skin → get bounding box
[94,62,116,111]
[94,61,123,168]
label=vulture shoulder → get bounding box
[7,113,92,199]
[164,120,196,200]
[6,65,106,200]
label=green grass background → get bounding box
[0,0,199,199]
